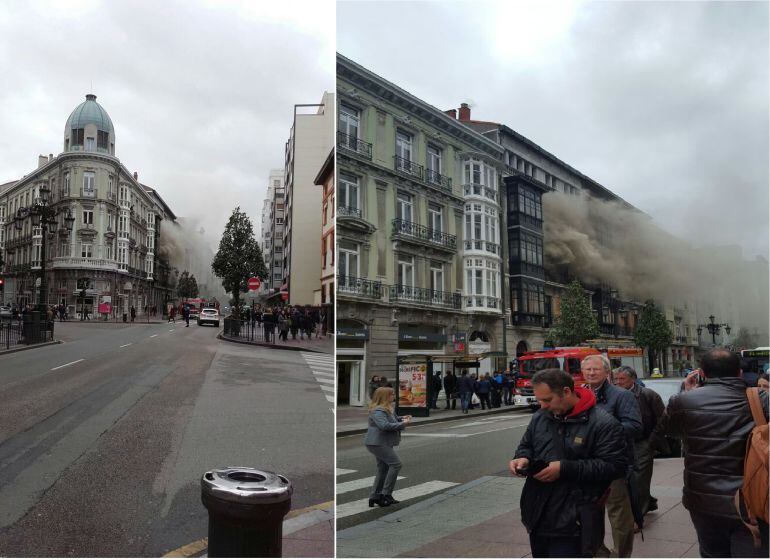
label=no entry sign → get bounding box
[247,277,261,291]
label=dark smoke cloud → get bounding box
[543,191,769,338]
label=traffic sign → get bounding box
[247,277,261,291]
[281,292,288,301]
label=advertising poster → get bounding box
[98,303,112,314]
[398,362,427,408]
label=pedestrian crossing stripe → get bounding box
[320,385,334,392]
[325,394,335,403]
[300,354,335,409]
[336,468,356,476]
[335,480,458,519]
[336,475,406,495]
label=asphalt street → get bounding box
[0,320,333,557]
[335,410,534,530]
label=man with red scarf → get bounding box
[511,368,626,558]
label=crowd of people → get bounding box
[510,348,768,558]
[432,370,519,412]
[232,305,328,342]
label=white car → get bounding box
[198,308,220,327]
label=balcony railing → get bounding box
[390,285,461,309]
[337,275,382,298]
[391,219,456,249]
[394,156,423,179]
[425,168,452,190]
[337,205,362,219]
[464,295,501,310]
[463,183,498,202]
[51,257,118,271]
[463,239,500,255]
[337,131,372,159]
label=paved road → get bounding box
[0,321,333,557]
[336,410,534,530]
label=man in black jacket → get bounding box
[443,371,456,410]
[582,354,642,558]
[511,368,626,558]
[663,348,769,557]
[613,365,665,516]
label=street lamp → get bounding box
[697,314,731,346]
[13,185,75,312]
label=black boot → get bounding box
[383,495,400,504]
[368,494,382,507]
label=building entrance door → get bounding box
[337,359,365,406]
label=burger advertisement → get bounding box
[398,362,427,408]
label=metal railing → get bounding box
[463,239,500,255]
[337,205,362,219]
[464,295,501,310]
[394,156,423,179]
[223,317,273,343]
[337,132,372,159]
[463,183,498,202]
[337,275,382,298]
[425,168,452,190]
[0,317,54,350]
[391,219,457,249]
[390,285,461,308]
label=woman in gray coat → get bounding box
[365,387,412,507]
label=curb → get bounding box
[162,500,334,558]
[217,333,331,354]
[0,339,62,356]
[336,405,531,437]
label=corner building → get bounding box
[0,94,176,314]
[336,55,505,406]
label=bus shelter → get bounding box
[396,353,497,417]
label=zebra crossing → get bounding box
[301,352,335,406]
[335,468,458,519]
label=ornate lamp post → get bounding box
[13,184,75,312]
[696,315,731,346]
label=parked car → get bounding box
[642,377,684,458]
[197,308,220,327]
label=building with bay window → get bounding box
[336,55,505,406]
[0,94,177,316]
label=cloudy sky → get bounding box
[0,0,334,250]
[338,0,769,260]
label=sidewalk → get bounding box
[337,403,530,436]
[219,332,333,354]
[164,501,334,558]
[337,458,697,558]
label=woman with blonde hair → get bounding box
[364,386,411,507]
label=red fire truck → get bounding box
[513,346,645,408]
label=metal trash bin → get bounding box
[201,467,293,558]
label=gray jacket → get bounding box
[363,408,405,447]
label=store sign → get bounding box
[398,362,427,408]
[398,331,447,343]
[337,327,369,340]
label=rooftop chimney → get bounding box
[49,153,53,161]
[133,171,138,180]
[444,109,457,119]
[38,155,48,168]
[458,103,471,121]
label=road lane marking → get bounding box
[336,481,458,519]
[403,422,532,438]
[150,334,158,338]
[337,475,405,495]
[120,343,132,348]
[169,329,175,332]
[337,468,356,476]
[51,358,84,371]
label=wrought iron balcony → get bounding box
[337,131,372,160]
[394,156,423,179]
[463,183,498,202]
[337,275,382,298]
[425,168,452,190]
[337,205,362,219]
[391,219,456,249]
[390,284,461,309]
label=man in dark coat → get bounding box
[457,370,474,414]
[582,354,642,558]
[511,368,626,558]
[613,365,665,516]
[661,348,769,557]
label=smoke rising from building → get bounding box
[543,191,769,339]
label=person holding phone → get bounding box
[364,387,412,507]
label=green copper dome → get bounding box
[65,94,114,136]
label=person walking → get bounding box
[613,365,665,517]
[277,311,289,342]
[443,371,457,410]
[182,304,190,327]
[130,305,136,322]
[457,370,474,414]
[364,387,412,507]
[503,372,512,405]
[582,354,642,558]
[477,374,492,410]
[661,348,769,557]
[511,368,627,558]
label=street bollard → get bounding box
[201,467,293,558]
